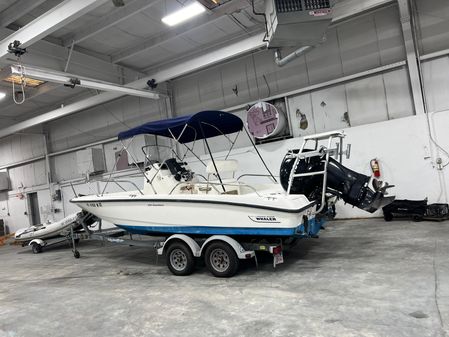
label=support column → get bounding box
[397,0,425,115]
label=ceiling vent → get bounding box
[265,0,336,48]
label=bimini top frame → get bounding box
[118,110,243,143]
[104,111,277,195]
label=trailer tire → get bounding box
[32,243,43,254]
[166,242,195,276]
[204,242,239,278]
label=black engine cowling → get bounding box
[280,149,394,213]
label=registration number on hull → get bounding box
[86,202,102,207]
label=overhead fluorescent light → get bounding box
[161,2,206,26]
[0,92,5,100]
[3,74,45,88]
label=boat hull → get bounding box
[71,193,317,238]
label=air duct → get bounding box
[273,45,313,67]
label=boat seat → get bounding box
[206,159,239,177]
[205,160,240,194]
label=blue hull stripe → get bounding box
[116,224,297,236]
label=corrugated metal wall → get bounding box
[172,6,406,117]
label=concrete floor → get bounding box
[0,219,448,337]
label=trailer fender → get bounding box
[200,235,255,260]
[158,234,201,257]
[28,239,46,247]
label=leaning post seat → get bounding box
[206,159,239,178]
[205,159,240,194]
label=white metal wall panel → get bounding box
[311,85,350,132]
[220,57,259,108]
[8,161,46,190]
[337,15,382,75]
[421,57,449,113]
[305,28,343,84]
[51,152,81,182]
[287,93,317,138]
[48,96,166,152]
[382,68,414,119]
[173,74,203,116]
[416,0,449,55]
[272,52,309,94]
[197,68,226,111]
[374,6,406,65]
[346,75,389,126]
[172,7,405,119]
[252,51,282,98]
[0,134,45,167]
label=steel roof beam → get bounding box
[62,0,161,47]
[332,0,396,24]
[0,0,48,28]
[0,0,109,60]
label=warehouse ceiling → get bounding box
[0,0,394,135]
[0,0,266,127]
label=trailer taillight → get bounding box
[272,246,282,255]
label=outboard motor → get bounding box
[280,149,394,213]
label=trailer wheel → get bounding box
[31,243,43,254]
[204,242,239,278]
[166,242,195,276]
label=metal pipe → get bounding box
[274,46,313,67]
[64,40,75,72]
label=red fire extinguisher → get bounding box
[370,158,381,178]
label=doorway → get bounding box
[28,192,41,225]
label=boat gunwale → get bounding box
[70,198,317,214]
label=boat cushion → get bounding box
[206,159,238,175]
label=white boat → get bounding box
[71,111,321,238]
[14,212,82,242]
[71,111,393,239]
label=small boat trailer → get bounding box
[66,214,322,277]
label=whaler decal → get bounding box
[248,216,280,223]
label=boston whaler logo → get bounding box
[249,215,280,223]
